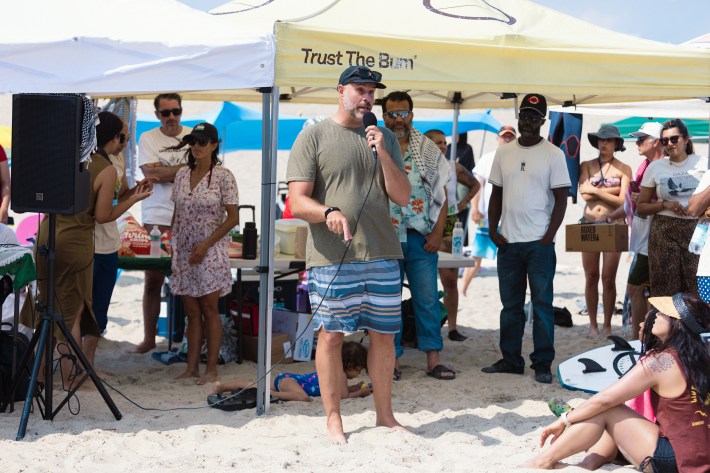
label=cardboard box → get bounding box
[566,224,628,252]
[272,309,314,362]
[241,332,293,364]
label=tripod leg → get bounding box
[16,317,52,441]
[51,318,122,421]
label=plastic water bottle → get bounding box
[452,222,464,256]
[688,220,709,255]
[149,226,161,257]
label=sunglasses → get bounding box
[660,135,682,146]
[119,133,127,145]
[158,108,182,118]
[187,137,212,147]
[636,136,649,145]
[383,110,412,120]
[352,66,382,83]
[518,113,544,123]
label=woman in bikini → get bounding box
[578,125,632,336]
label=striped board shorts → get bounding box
[307,259,402,334]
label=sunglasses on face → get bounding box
[383,110,412,120]
[636,136,649,145]
[518,113,544,123]
[187,137,211,147]
[353,66,382,83]
[158,108,182,118]
[119,133,127,144]
[660,135,682,146]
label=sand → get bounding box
[0,100,643,472]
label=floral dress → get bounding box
[170,165,238,297]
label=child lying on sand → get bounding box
[207,341,373,402]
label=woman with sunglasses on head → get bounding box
[20,111,153,387]
[525,291,710,471]
[638,119,707,297]
[578,125,633,336]
[167,123,238,385]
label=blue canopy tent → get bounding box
[136,102,307,151]
[411,110,501,136]
[137,102,502,151]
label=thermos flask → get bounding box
[239,205,257,259]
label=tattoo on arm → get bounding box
[647,353,676,373]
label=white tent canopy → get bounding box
[211,0,710,109]
[0,0,274,95]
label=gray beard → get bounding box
[393,126,410,139]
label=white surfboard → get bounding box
[558,334,710,394]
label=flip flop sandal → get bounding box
[548,397,572,417]
[393,367,402,381]
[427,364,456,380]
[207,388,280,411]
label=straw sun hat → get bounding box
[648,294,706,335]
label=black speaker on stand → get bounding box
[11,94,89,215]
[8,94,121,440]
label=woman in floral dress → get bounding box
[169,123,238,384]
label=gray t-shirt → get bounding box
[286,118,405,268]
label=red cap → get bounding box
[498,125,516,136]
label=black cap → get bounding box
[338,66,386,89]
[184,122,219,143]
[519,93,547,117]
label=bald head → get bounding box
[424,129,447,155]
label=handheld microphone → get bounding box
[362,111,378,160]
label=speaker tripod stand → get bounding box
[11,214,121,440]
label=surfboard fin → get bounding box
[578,358,606,374]
[607,335,634,352]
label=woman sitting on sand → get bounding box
[578,125,632,336]
[208,341,373,402]
[525,292,710,472]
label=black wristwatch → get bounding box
[324,207,341,219]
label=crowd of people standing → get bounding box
[3,64,707,471]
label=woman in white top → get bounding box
[637,119,705,297]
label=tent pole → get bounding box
[449,93,471,241]
[256,87,278,415]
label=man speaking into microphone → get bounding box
[287,65,411,444]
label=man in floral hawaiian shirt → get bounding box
[383,91,455,381]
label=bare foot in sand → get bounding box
[128,341,156,354]
[196,371,219,386]
[175,370,199,380]
[326,416,347,445]
[376,419,416,435]
[204,381,223,396]
[603,325,612,336]
[588,326,600,337]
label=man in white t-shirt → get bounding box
[130,93,191,354]
[481,94,570,384]
[460,125,516,297]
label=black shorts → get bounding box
[640,436,677,473]
[628,253,650,286]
